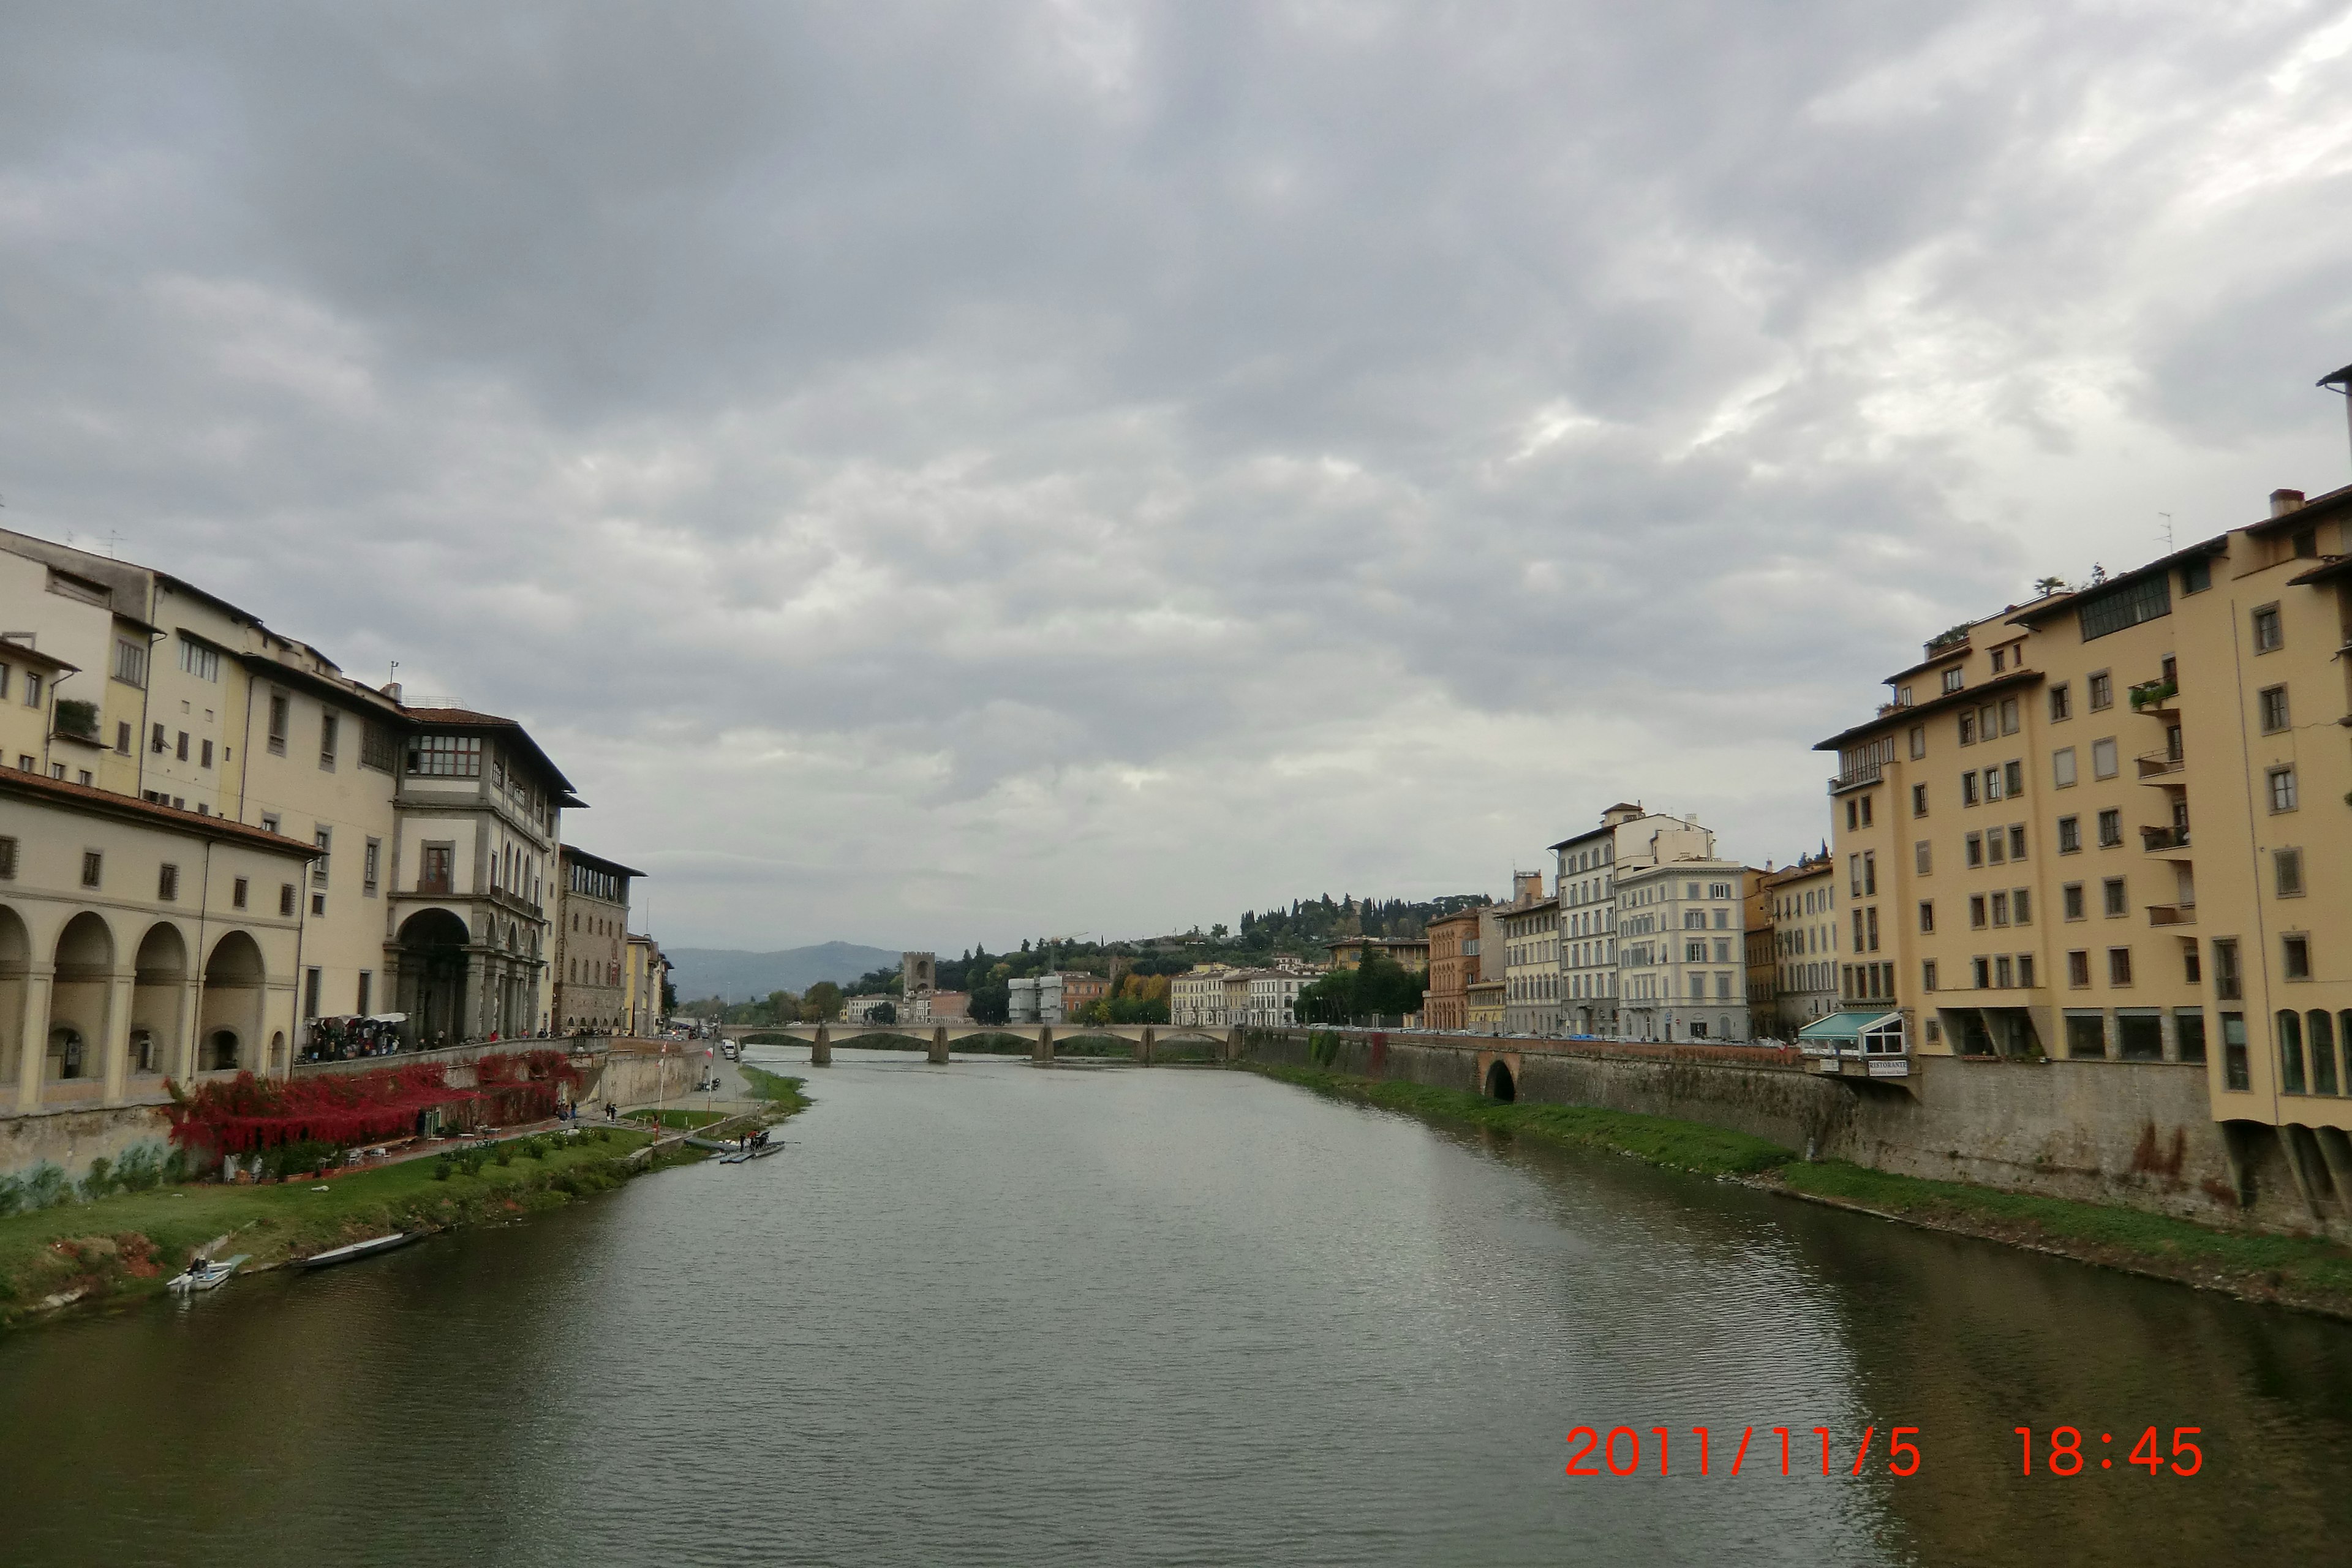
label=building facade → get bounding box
[1500,888,1561,1037]
[1422,908,1481,1029]
[1170,967,1229,1027]
[554,846,635,1032]
[1763,856,1839,1036]
[1246,970,1312,1027]
[1549,804,1719,1038]
[1812,480,2352,1174]
[1615,861,1752,1042]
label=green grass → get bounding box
[1779,1159,2352,1297]
[622,1107,730,1129]
[1246,1062,1793,1175]
[1251,1060,2352,1311]
[0,1128,658,1328]
[737,1066,812,1112]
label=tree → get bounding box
[969,977,1011,1025]
[2033,575,2067,598]
[870,999,897,1025]
[802,981,844,1021]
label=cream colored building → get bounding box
[1812,480,2352,1171]
[1499,888,1560,1036]
[556,845,636,1032]
[0,529,590,1058]
[1,768,313,1120]
[1550,804,1721,1037]
[1764,856,1840,1035]
[1170,967,1230,1027]
[623,933,668,1036]
[1616,861,1751,1042]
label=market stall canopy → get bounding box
[1798,1010,1907,1054]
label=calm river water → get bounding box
[5,1051,2351,1566]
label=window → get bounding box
[1943,667,1964,694]
[2117,1010,2163,1061]
[2312,1012,2339,1096]
[2275,848,2304,898]
[150,722,166,755]
[1961,771,1979,806]
[279,883,296,917]
[2018,953,2036,988]
[2052,747,2076,788]
[2006,824,2026,860]
[2003,760,2023,797]
[1866,907,1879,952]
[2109,948,2133,986]
[2251,604,2282,653]
[1686,940,1706,963]
[173,637,219,680]
[2267,766,2297,813]
[2088,672,2113,710]
[2090,738,2117,780]
[1958,710,1977,746]
[320,712,339,768]
[2259,686,2290,733]
[1915,840,1931,875]
[1846,798,1858,831]
[1966,832,1983,867]
[312,827,331,886]
[421,843,454,895]
[2177,1009,2207,1062]
[2223,1014,2250,1090]
[232,876,248,909]
[0,836,15,878]
[1910,783,1928,818]
[357,972,373,1016]
[1908,725,1926,760]
[2064,882,2086,921]
[2068,950,2091,987]
[1972,956,1991,989]
[115,721,130,755]
[1995,955,2014,987]
[2283,934,2310,981]
[360,723,396,772]
[260,812,280,834]
[113,639,148,686]
[21,671,39,706]
[2079,575,2171,641]
[158,864,178,901]
[1919,901,1935,933]
[81,850,102,888]
[2013,888,2032,924]
[1999,698,2019,736]
[1986,827,2007,864]
[1970,894,1988,929]
[2279,1011,2306,1094]
[407,734,483,778]
[2097,809,2122,848]
[1861,854,1875,897]
[175,731,189,761]
[1984,766,2005,803]
[364,838,382,896]
[1992,648,2007,674]
[2049,683,2071,722]
[2180,556,2211,594]
[2057,814,2080,853]
[2103,877,2127,917]
[1923,959,1939,991]
[268,693,289,755]
[312,892,325,917]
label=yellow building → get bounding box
[556,846,637,1032]
[1323,936,1432,971]
[1812,480,2352,1170]
[1465,979,1505,1033]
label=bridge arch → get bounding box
[1485,1058,1517,1102]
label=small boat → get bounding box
[295,1233,417,1272]
[720,1140,788,1164]
[167,1253,251,1293]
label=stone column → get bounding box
[929,1026,949,1065]
[810,1024,831,1067]
[2158,1009,2180,1063]
[14,965,53,1114]
[2313,1128,2352,1228]
[175,976,202,1080]
[460,948,484,1043]
[100,967,135,1105]
[1033,1025,1054,1064]
[1137,1027,1155,1066]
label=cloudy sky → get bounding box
[5,2,2351,952]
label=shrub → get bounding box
[20,1163,71,1211]
[520,1137,546,1161]
[433,1158,454,1182]
[114,1144,167,1193]
[80,1156,116,1200]
[493,1144,514,1166]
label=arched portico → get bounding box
[395,908,472,1049]
[48,912,116,1096]
[0,904,29,1095]
[199,930,266,1074]
[130,922,189,1083]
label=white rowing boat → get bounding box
[167,1253,251,1293]
[295,1233,417,1272]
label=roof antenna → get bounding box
[2157,512,2173,552]
[2323,363,2352,471]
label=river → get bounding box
[4,1050,2350,1566]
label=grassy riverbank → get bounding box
[1,1072,815,1331]
[1247,1061,2352,1318]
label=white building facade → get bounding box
[1616,859,1753,1042]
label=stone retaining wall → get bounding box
[1246,1028,2315,1234]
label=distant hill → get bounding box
[666,943,902,1003]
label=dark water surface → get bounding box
[4,1051,2351,1566]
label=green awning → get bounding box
[1798,1009,1902,1043]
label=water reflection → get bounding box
[1,1052,2346,1567]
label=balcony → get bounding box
[2135,748,2184,781]
[2147,903,2198,927]
[1826,761,1883,796]
[2128,677,2179,714]
[2140,824,2191,853]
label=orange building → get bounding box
[1422,909,1482,1030]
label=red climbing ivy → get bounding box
[165,1050,583,1156]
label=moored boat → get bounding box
[166,1253,251,1293]
[295,1233,417,1272]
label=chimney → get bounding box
[381,680,403,702]
[2271,488,2306,518]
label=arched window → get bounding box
[2277,1011,2305,1095]
[2310,1011,2339,1096]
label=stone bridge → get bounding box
[718,1020,1240,1067]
